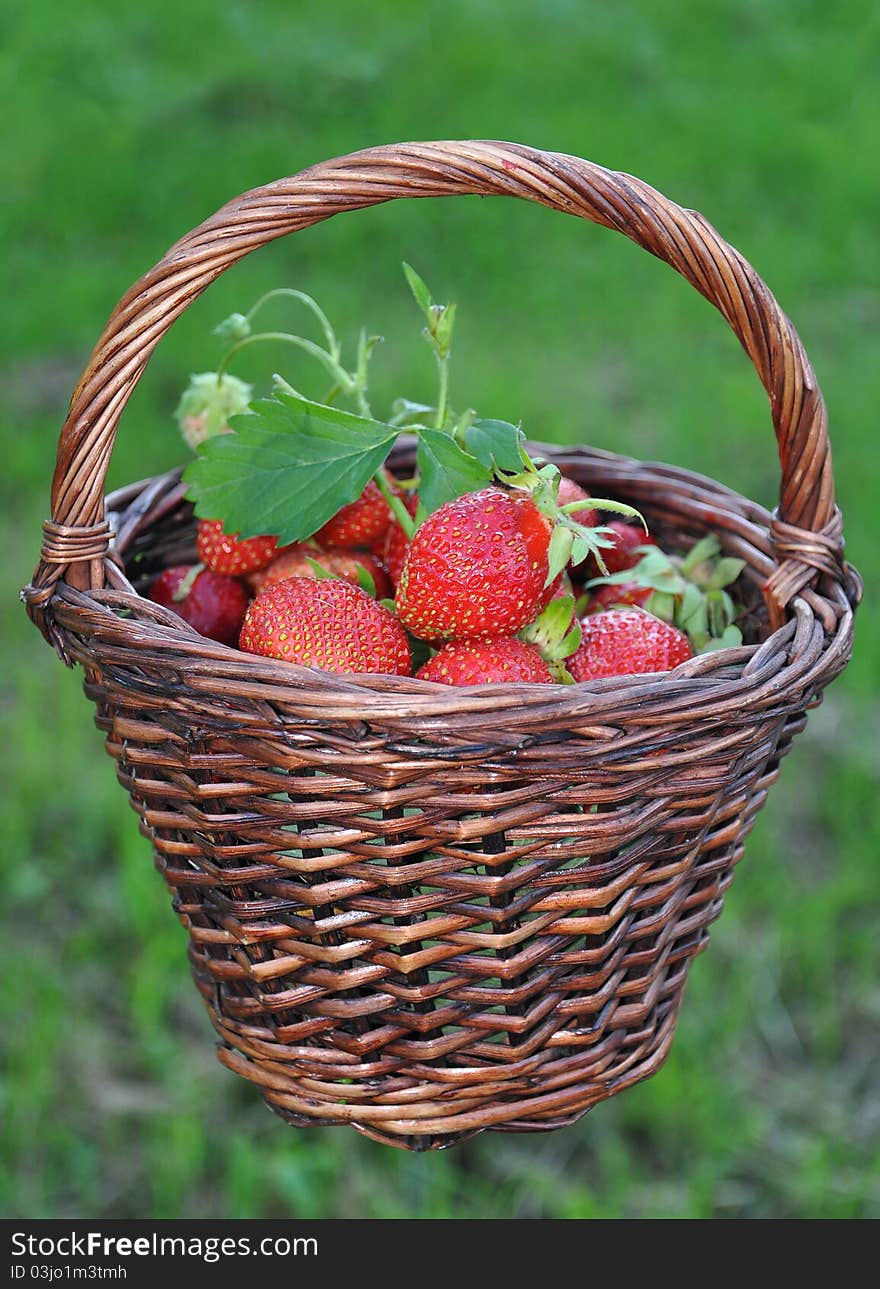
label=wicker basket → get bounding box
[23,141,860,1151]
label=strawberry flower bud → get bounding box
[212,312,252,343]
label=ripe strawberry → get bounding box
[376,491,420,588]
[568,609,692,681]
[395,487,554,641]
[239,577,411,675]
[246,542,322,594]
[196,519,279,576]
[587,520,657,578]
[586,581,653,613]
[249,543,391,598]
[315,470,402,549]
[416,637,553,686]
[146,565,250,646]
[556,475,599,528]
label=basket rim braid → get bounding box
[21,141,861,1149]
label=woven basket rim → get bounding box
[47,439,855,722]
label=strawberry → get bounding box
[395,487,554,641]
[249,543,391,598]
[587,520,657,578]
[315,470,403,549]
[416,637,553,686]
[196,519,279,576]
[586,581,653,613]
[239,577,411,675]
[146,565,250,646]
[568,609,692,681]
[246,542,323,594]
[376,491,420,587]
[556,475,599,528]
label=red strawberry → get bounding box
[569,609,692,681]
[315,470,402,549]
[395,487,554,641]
[556,475,599,528]
[246,542,323,594]
[586,581,653,613]
[146,565,250,646]
[196,519,279,576]
[239,577,411,675]
[377,491,420,588]
[416,637,553,686]
[588,520,657,578]
[249,543,391,598]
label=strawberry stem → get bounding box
[245,288,340,360]
[435,352,450,430]
[217,332,353,393]
[373,469,416,539]
[172,563,204,602]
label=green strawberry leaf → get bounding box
[390,397,435,427]
[698,624,743,653]
[465,419,527,474]
[707,557,747,590]
[679,533,722,574]
[403,262,434,318]
[183,393,399,543]
[645,590,676,622]
[415,426,491,515]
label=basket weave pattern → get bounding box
[23,143,858,1149]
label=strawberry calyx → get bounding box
[518,593,580,661]
[588,533,745,652]
[517,593,581,685]
[495,456,646,585]
[304,553,379,599]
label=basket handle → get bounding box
[26,140,848,633]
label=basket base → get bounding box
[260,1005,680,1151]
[204,980,686,1151]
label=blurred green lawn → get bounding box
[2,0,878,1219]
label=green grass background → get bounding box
[2,0,878,1219]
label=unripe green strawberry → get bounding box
[239,577,411,675]
[196,519,279,576]
[569,609,692,681]
[416,637,554,686]
[395,487,554,641]
[174,372,252,451]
